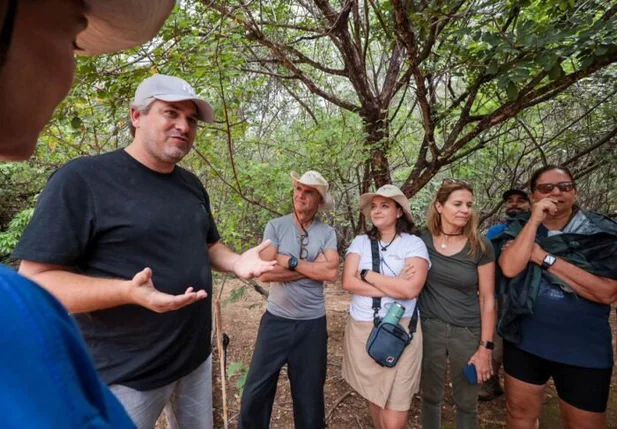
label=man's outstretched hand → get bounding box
[233,239,277,279]
[126,267,207,313]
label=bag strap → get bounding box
[408,303,419,334]
[370,239,381,326]
[370,238,420,333]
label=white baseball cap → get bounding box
[133,74,214,123]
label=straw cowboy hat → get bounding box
[290,171,335,211]
[359,184,413,223]
[76,0,175,56]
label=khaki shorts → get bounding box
[342,316,423,411]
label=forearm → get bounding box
[363,271,422,300]
[208,242,240,273]
[259,265,304,283]
[342,273,385,297]
[295,259,338,282]
[547,259,617,304]
[24,269,130,313]
[479,292,496,342]
[500,221,538,277]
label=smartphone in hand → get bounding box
[463,363,478,385]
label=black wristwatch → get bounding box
[288,255,299,271]
[480,341,495,350]
[360,269,369,282]
[542,254,557,270]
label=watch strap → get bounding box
[480,340,494,350]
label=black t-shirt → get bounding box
[13,149,220,390]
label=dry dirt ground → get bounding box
[159,279,617,429]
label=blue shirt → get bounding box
[486,223,506,240]
[0,265,134,428]
[516,221,613,369]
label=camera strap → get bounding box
[369,238,419,333]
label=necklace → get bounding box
[379,234,397,251]
[438,234,463,249]
[439,229,463,237]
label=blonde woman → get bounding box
[419,179,496,429]
[342,185,430,429]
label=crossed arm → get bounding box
[341,253,428,300]
[258,244,339,283]
[499,221,617,305]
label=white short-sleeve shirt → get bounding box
[346,233,431,321]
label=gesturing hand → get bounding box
[233,240,277,279]
[127,267,207,313]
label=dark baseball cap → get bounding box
[502,189,529,201]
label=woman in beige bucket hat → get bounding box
[341,184,431,429]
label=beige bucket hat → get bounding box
[76,0,175,56]
[290,171,334,211]
[360,184,413,223]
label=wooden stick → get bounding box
[214,277,228,429]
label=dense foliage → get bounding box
[1,0,616,261]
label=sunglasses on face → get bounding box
[534,182,575,194]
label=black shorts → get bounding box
[503,341,612,413]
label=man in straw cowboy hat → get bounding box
[239,170,339,429]
[0,0,176,427]
[14,72,276,429]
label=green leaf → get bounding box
[487,62,499,75]
[548,63,564,80]
[506,81,519,101]
[227,361,245,377]
[594,46,608,56]
[237,373,248,390]
[223,285,246,306]
[70,116,82,130]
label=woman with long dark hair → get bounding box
[342,185,430,429]
[419,179,496,429]
[498,165,617,429]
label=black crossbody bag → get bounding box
[365,239,419,368]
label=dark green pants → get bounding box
[421,317,481,429]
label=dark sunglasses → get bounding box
[534,182,575,194]
[299,233,309,260]
[0,0,17,69]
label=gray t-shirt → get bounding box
[418,229,495,327]
[264,214,337,320]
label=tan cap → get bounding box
[290,171,334,211]
[359,184,413,222]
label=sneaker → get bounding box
[478,375,504,401]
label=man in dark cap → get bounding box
[481,189,531,401]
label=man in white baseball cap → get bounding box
[239,170,339,429]
[15,73,276,428]
[0,0,173,427]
